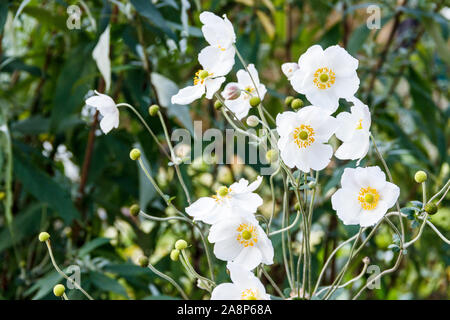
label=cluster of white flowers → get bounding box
[186,176,273,300]
[280,44,399,229]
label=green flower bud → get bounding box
[246,115,259,127]
[129,148,141,161]
[424,203,438,215]
[249,96,261,108]
[284,96,294,106]
[39,232,50,242]
[170,249,180,261]
[53,284,65,297]
[217,186,229,197]
[138,255,149,267]
[214,100,223,110]
[414,171,427,183]
[0,191,5,200]
[291,98,304,110]
[294,202,301,211]
[265,149,278,163]
[130,204,140,217]
[149,104,160,117]
[175,239,188,250]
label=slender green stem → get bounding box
[44,241,94,300]
[156,111,191,204]
[180,250,215,289]
[260,266,286,299]
[147,261,189,300]
[116,103,169,158]
[370,134,404,241]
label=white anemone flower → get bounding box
[186,176,263,225]
[331,166,400,227]
[289,45,360,113]
[276,106,338,172]
[223,64,267,120]
[200,11,236,52]
[171,46,234,105]
[208,215,274,270]
[85,91,119,134]
[211,263,270,300]
[281,62,299,80]
[335,97,371,162]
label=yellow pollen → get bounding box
[193,69,212,85]
[218,45,226,51]
[356,119,363,130]
[358,187,380,210]
[313,67,336,90]
[293,125,315,149]
[212,187,231,203]
[241,289,258,300]
[236,223,258,247]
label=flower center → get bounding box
[241,289,258,300]
[356,119,363,130]
[194,69,212,85]
[313,67,336,90]
[236,223,258,247]
[358,187,380,210]
[212,187,231,203]
[293,125,315,149]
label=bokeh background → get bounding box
[0,0,448,300]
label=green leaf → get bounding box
[89,271,128,297]
[13,149,80,224]
[130,0,176,40]
[78,237,111,258]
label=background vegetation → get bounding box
[0,0,448,300]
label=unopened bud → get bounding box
[223,83,241,100]
[53,284,65,297]
[249,96,261,108]
[214,100,223,110]
[285,96,294,106]
[138,256,149,267]
[175,239,188,250]
[414,171,427,183]
[39,232,50,242]
[129,148,141,161]
[0,192,5,200]
[294,202,301,211]
[130,204,140,217]
[265,149,278,163]
[149,104,160,117]
[170,249,180,261]
[424,203,438,215]
[246,115,259,127]
[291,98,304,110]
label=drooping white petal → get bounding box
[185,197,218,222]
[99,109,119,134]
[85,92,119,134]
[199,45,235,76]
[92,25,111,91]
[211,283,241,300]
[171,84,205,105]
[205,77,226,99]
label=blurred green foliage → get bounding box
[0,0,448,300]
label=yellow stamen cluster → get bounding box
[358,187,380,210]
[293,124,315,149]
[313,67,336,90]
[356,119,363,130]
[241,289,258,300]
[193,69,211,85]
[236,223,258,247]
[212,187,231,203]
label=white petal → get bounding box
[225,97,251,120]
[208,218,238,243]
[335,131,370,160]
[236,64,260,88]
[306,143,333,171]
[359,202,388,227]
[171,84,205,105]
[379,182,400,209]
[332,188,361,225]
[211,283,241,300]
[199,46,235,76]
[325,45,359,76]
[247,176,263,192]
[99,109,119,134]
[213,238,241,261]
[233,246,262,270]
[281,62,299,79]
[185,197,217,223]
[205,77,226,99]
[354,166,386,190]
[85,92,116,114]
[276,111,299,137]
[92,25,111,91]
